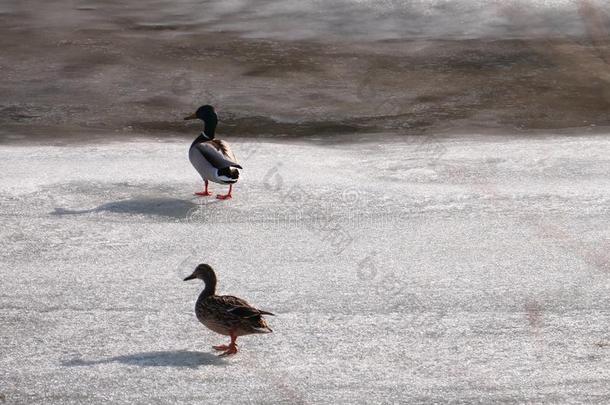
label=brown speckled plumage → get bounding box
[184,263,273,356]
[195,294,273,336]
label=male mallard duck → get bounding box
[183,263,274,356]
[184,105,242,200]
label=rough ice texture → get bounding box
[0,134,609,404]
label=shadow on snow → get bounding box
[62,350,225,369]
[52,197,202,219]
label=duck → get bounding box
[184,105,242,200]
[183,263,274,356]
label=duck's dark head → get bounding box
[183,263,217,284]
[184,105,218,139]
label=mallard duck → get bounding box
[184,105,242,200]
[183,263,274,356]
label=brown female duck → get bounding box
[183,264,274,356]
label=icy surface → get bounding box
[0,134,609,403]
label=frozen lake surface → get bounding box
[0,134,609,403]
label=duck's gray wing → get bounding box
[213,140,239,165]
[194,141,242,170]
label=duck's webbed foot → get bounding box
[194,180,212,196]
[212,344,230,351]
[217,334,238,356]
[216,184,233,200]
[218,343,238,357]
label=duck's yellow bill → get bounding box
[184,113,197,120]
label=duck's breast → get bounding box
[200,317,234,336]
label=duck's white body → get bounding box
[189,136,241,185]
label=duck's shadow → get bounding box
[52,197,217,219]
[63,350,225,369]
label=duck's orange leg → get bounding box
[216,184,233,200]
[218,333,238,356]
[195,180,212,196]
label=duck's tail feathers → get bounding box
[217,167,240,180]
[253,325,273,333]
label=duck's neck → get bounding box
[203,119,216,139]
[190,119,217,147]
[200,275,217,298]
[191,132,211,148]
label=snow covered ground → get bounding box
[0,134,609,403]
